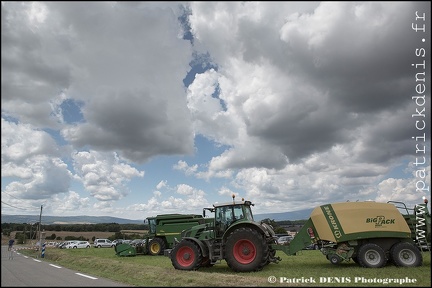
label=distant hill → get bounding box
[254,208,313,222]
[1,214,143,225]
[2,208,313,224]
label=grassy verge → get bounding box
[18,247,431,287]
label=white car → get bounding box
[59,240,78,249]
[277,235,293,245]
[65,241,91,249]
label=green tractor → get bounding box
[166,195,281,272]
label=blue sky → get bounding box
[1,2,430,220]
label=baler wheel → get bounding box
[171,240,202,270]
[329,254,342,265]
[357,243,387,268]
[390,242,422,267]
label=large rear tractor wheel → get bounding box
[390,242,422,267]
[171,240,202,270]
[148,238,166,256]
[224,227,269,272]
[357,243,387,268]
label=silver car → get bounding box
[93,238,115,248]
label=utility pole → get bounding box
[38,205,43,256]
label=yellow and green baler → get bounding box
[274,199,430,268]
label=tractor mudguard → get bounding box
[224,221,276,242]
[181,237,208,258]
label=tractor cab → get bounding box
[209,198,255,237]
[147,217,157,234]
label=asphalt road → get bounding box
[1,245,132,287]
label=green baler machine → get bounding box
[273,199,430,268]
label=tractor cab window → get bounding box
[215,206,233,236]
[233,205,244,221]
[148,219,156,234]
[243,205,253,221]
[222,206,233,224]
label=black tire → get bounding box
[329,254,341,265]
[357,243,387,268]
[390,242,423,267]
[171,240,202,270]
[201,257,214,267]
[266,247,276,265]
[148,238,166,256]
[224,227,269,272]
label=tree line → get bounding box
[1,222,147,237]
[1,219,306,240]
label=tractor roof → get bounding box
[213,200,253,208]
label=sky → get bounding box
[1,1,431,221]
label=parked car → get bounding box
[93,238,115,248]
[303,240,324,250]
[46,241,58,247]
[277,235,293,245]
[130,239,146,246]
[112,239,125,246]
[66,241,91,249]
[58,241,78,249]
[304,243,320,250]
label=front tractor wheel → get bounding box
[224,227,269,272]
[357,243,387,268]
[171,240,202,270]
[148,238,166,256]
[390,242,422,267]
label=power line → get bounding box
[1,200,40,212]
[2,191,21,200]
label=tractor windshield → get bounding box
[216,204,253,225]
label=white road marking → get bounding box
[76,273,98,280]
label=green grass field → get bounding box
[19,247,431,287]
